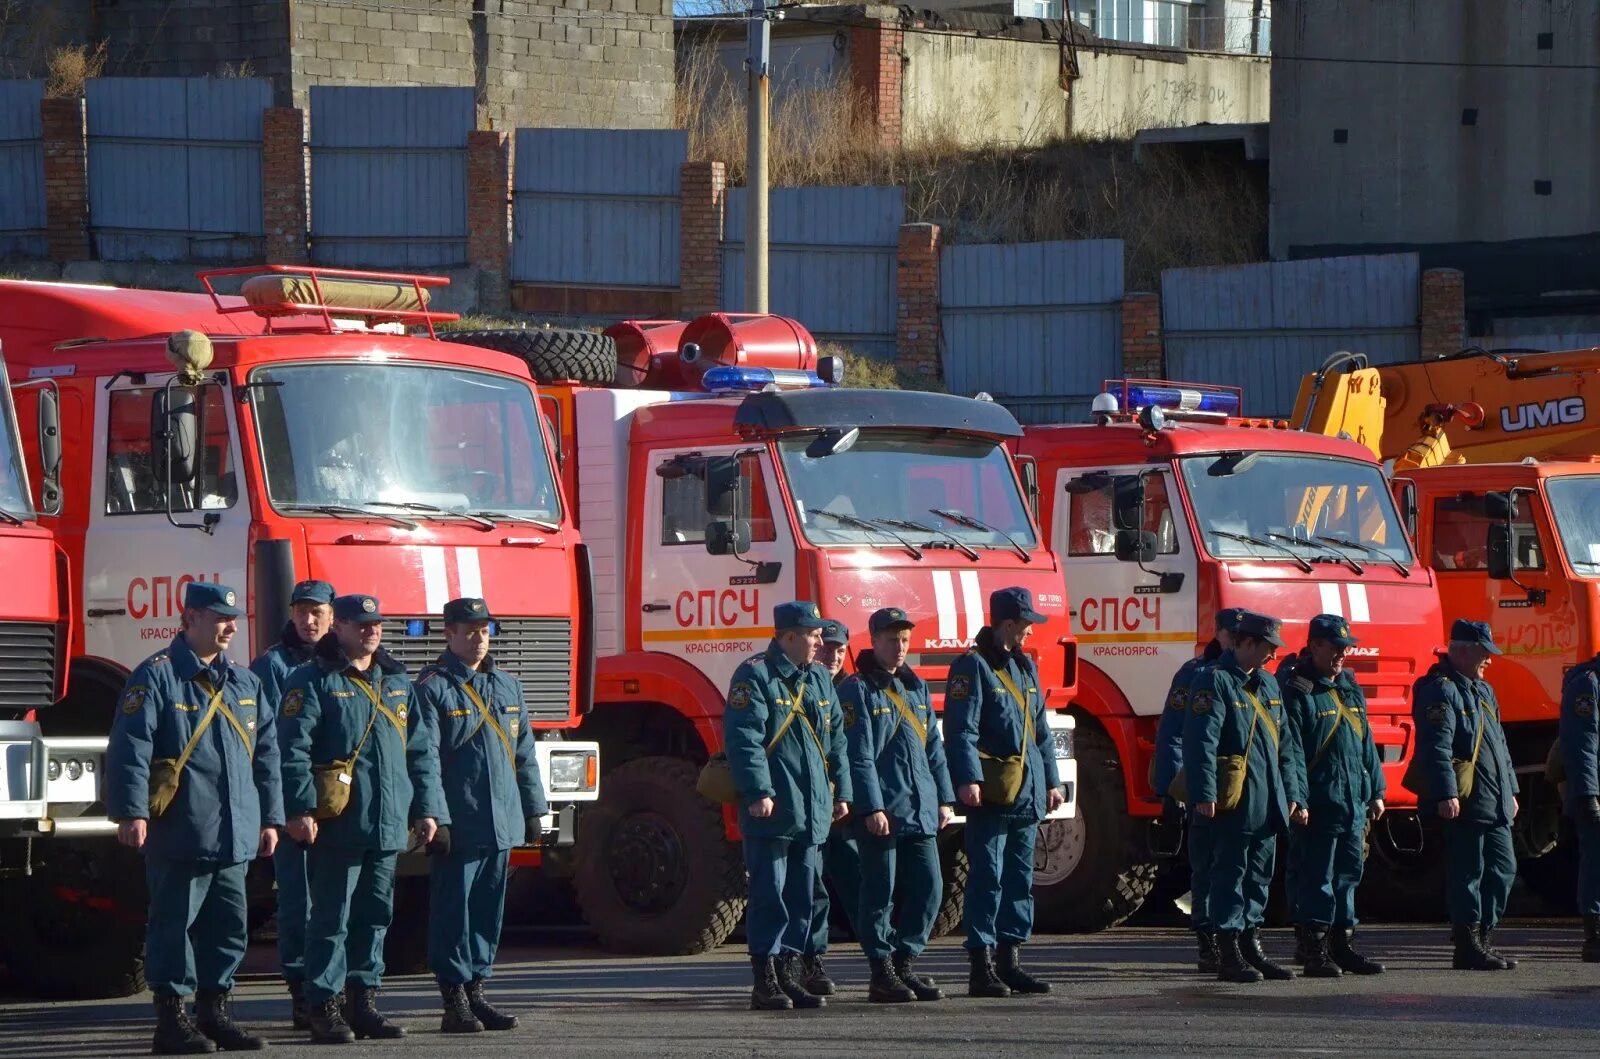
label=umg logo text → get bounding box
[1501,397,1585,433]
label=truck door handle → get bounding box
[87,608,127,617]
[641,603,670,613]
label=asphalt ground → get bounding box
[2,922,1598,1058]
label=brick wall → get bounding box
[849,23,903,150]
[98,0,294,98]
[678,160,725,319]
[262,106,307,263]
[467,130,511,310]
[1419,268,1465,360]
[1120,292,1163,377]
[896,223,940,380]
[41,98,88,263]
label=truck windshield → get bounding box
[1180,453,1412,566]
[250,363,561,523]
[0,372,35,522]
[777,431,1036,551]
[1545,476,1600,575]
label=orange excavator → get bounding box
[1294,345,1600,909]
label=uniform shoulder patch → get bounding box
[1191,690,1213,714]
[1426,702,1447,725]
[1165,687,1187,711]
[119,685,147,715]
[282,688,305,718]
[1287,675,1313,694]
[947,674,972,702]
[842,699,857,729]
[1577,693,1596,718]
[728,682,754,711]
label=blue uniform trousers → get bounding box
[274,842,309,983]
[1579,818,1600,917]
[1284,827,1303,923]
[144,857,249,998]
[304,846,397,1004]
[1294,819,1366,928]
[1187,808,1214,932]
[1443,819,1516,928]
[428,846,510,984]
[806,827,861,955]
[856,832,940,959]
[963,813,1036,949]
[744,837,818,957]
[1204,823,1275,933]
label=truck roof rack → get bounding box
[195,264,460,337]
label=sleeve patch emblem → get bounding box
[1192,691,1213,715]
[947,675,971,701]
[729,683,753,711]
[1577,695,1596,718]
[282,689,305,718]
[1166,688,1187,711]
[1426,704,1447,726]
[119,685,147,715]
[842,701,857,729]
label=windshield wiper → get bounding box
[875,516,981,561]
[931,508,1031,563]
[1317,534,1409,578]
[1265,531,1363,575]
[1209,529,1313,573]
[472,510,561,532]
[0,505,25,526]
[280,503,419,530]
[364,500,494,531]
[814,509,923,560]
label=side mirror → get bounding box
[1208,450,1259,477]
[706,519,750,556]
[1064,471,1111,495]
[1114,528,1158,564]
[35,385,61,516]
[1017,456,1039,518]
[1112,474,1147,531]
[805,427,859,459]
[1482,491,1511,519]
[1486,523,1512,580]
[152,387,199,486]
[704,455,741,518]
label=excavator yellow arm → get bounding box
[1291,365,1388,461]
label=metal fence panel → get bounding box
[1163,253,1421,417]
[939,240,1124,425]
[0,80,44,259]
[512,129,685,288]
[310,86,473,269]
[722,186,902,358]
[86,77,271,262]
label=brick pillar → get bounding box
[679,160,726,318]
[261,107,307,264]
[41,98,88,263]
[850,23,904,150]
[896,222,941,380]
[1121,292,1163,377]
[1420,267,1466,360]
[467,130,512,311]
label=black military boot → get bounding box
[466,978,519,1031]
[193,988,266,1051]
[867,957,916,1003]
[1292,924,1311,966]
[1299,927,1342,979]
[1480,926,1518,969]
[995,942,1052,994]
[773,954,825,1009]
[151,994,216,1055]
[1239,927,1296,981]
[345,983,407,1040]
[1215,931,1263,984]
[307,996,355,1045]
[1194,931,1219,974]
[1584,915,1600,963]
[1451,924,1508,970]
[750,956,793,1011]
[967,946,1011,998]
[800,954,836,997]
[893,952,944,1001]
[439,981,484,1034]
[286,979,310,1031]
[1328,927,1385,975]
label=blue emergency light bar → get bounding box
[1102,378,1243,418]
[702,366,830,392]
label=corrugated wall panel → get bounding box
[512,129,685,287]
[0,80,45,258]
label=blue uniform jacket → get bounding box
[413,651,548,850]
[840,650,954,837]
[1152,642,1223,797]
[943,626,1062,822]
[1181,651,1289,833]
[1410,659,1518,826]
[1281,662,1384,828]
[724,640,851,845]
[1558,656,1600,816]
[279,635,449,853]
[106,635,283,862]
[250,622,317,709]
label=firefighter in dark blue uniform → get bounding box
[842,607,954,1002]
[280,594,449,1043]
[799,618,862,997]
[1411,619,1520,971]
[1281,614,1386,977]
[414,597,548,1033]
[725,601,852,1010]
[250,577,335,1028]
[107,582,282,1055]
[944,587,1064,998]
[1560,651,1600,962]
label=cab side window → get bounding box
[659,454,777,546]
[1067,474,1177,556]
[105,387,237,515]
[1431,493,1543,571]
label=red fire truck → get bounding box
[1017,380,1445,927]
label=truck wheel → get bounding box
[443,328,617,385]
[0,840,147,998]
[1359,813,1449,922]
[1032,725,1158,932]
[382,874,431,976]
[929,834,968,939]
[575,756,746,954]
[1518,838,1579,915]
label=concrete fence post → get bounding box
[896,222,941,380]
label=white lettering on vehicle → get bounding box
[1501,397,1584,433]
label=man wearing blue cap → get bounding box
[724,600,851,1011]
[842,606,954,1002]
[251,577,336,1028]
[1282,614,1386,977]
[1153,607,1243,973]
[280,594,448,1043]
[1559,644,1600,962]
[799,618,862,998]
[107,581,282,1055]
[1411,619,1519,971]
[413,597,547,1034]
[944,586,1064,997]
[1184,610,1294,983]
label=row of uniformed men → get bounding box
[106,580,546,1054]
[723,587,1068,1009]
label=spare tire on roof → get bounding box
[443,327,617,385]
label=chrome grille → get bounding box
[0,621,59,712]
[382,617,573,725]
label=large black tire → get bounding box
[1518,837,1579,915]
[443,328,617,385]
[0,840,147,998]
[574,756,746,954]
[1358,812,1450,922]
[930,835,969,939]
[382,874,431,976]
[1033,725,1158,933]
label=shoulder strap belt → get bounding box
[193,677,253,759]
[1308,689,1363,770]
[881,684,929,752]
[992,667,1036,755]
[461,680,516,765]
[172,680,230,774]
[1242,689,1277,752]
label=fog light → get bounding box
[547,752,591,793]
[47,759,61,782]
[1052,729,1073,759]
[66,759,83,781]
[84,759,96,774]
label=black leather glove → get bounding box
[526,815,544,846]
[426,824,452,857]
[1586,796,1600,827]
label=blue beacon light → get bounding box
[1124,383,1240,417]
[701,366,828,392]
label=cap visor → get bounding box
[355,614,385,624]
[1264,632,1285,647]
[208,604,245,618]
[1019,607,1046,624]
[1484,641,1504,655]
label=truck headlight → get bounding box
[65,759,83,781]
[47,759,61,782]
[1052,729,1073,760]
[548,750,596,793]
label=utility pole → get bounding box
[745,0,770,313]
